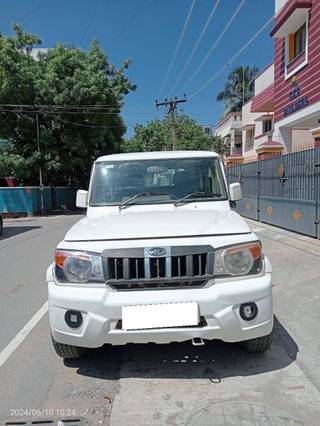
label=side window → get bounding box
[246,129,254,150]
[91,164,116,203]
[199,162,224,195]
[263,120,272,134]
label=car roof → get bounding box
[96,151,220,162]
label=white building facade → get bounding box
[215,112,243,165]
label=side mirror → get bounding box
[76,190,88,208]
[229,182,242,201]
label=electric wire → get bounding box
[0,104,121,109]
[46,115,125,129]
[80,0,101,44]
[0,108,163,117]
[0,108,125,129]
[188,15,274,99]
[180,0,246,94]
[158,0,197,96]
[107,0,146,48]
[169,0,220,96]
[1,0,50,33]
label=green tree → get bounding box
[122,114,227,155]
[0,141,29,180]
[0,26,136,185]
[216,66,259,114]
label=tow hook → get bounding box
[192,337,205,346]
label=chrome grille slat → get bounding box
[114,259,118,280]
[165,255,172,278]
[123,258,129,280]
[186,255,193,277]
[144,257,151,279]
[207,252,214,275]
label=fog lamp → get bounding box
[65,310,83,328]
[239,303,258,321]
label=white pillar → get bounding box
[273,124,291,153]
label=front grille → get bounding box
[102,246,214,290]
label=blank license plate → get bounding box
[122,302,199,330]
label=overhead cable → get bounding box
[158,0,197,95]
[189,15,274,99]
[107,0,146,47]
[46,115,125,129]
[0,109,164,117]
[169,0,220,95]
[1,0,49,32]
[180,0,246,93]
[80,0,101,44]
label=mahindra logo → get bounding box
[148,247,167,257]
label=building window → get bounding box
[246,129,254,151]
[289,23,306,62]
[263,120,272,134]
[284,14,309,80]
[294,23,306,57]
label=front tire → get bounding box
[240,329,274,353]
[51,335,88,359]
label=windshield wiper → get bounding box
[119,192,169,210]
[174,191,222,206]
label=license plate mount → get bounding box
[122,302,199,331]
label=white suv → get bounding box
[47,151,273,358]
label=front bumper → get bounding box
[47,268,273,348]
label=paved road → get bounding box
[0,215,320,425]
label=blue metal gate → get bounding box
[227,162,259,220]
[226,148,320,238]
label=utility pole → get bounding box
[155,95,187,150]
[35,113,44,215]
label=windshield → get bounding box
[89,157,227,206]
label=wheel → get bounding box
[51,335,88,359]
[240,329,274,353]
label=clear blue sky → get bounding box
[1,0,275,137]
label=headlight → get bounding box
[55,250,104,283]
[214,242,263,277]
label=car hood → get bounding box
[64,209,251,242]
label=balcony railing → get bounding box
[225,148,242,157]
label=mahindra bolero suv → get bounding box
[47,151,274,358]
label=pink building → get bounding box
[271,0,320,150]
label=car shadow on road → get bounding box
[64,316,298,381]
[0,225,41,240]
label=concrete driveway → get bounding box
[0,215,319,425]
